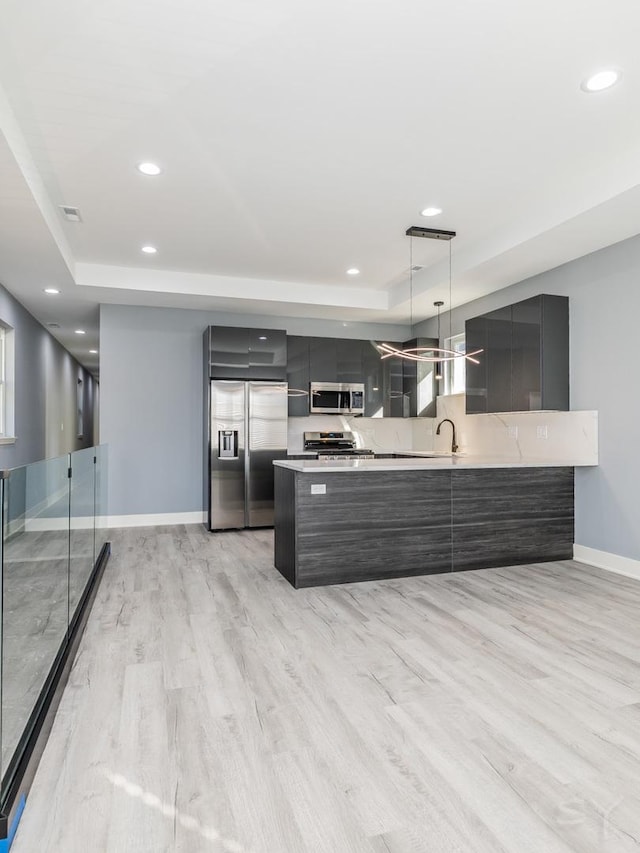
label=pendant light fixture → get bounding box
[376,226,482,365]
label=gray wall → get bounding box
[415,234,640,561]
[0,282,97,470]
[99,304,410,517]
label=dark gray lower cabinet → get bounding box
[274,466,574,587]
[451,467,574,571]
[275,468,451,587]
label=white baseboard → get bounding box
[25,516,95,532]
[9,512,207,534]
[107,511,207,528]
[573,544,640,581]
[8,512,207,535]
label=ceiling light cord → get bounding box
[448,239,453,342]
[433,299,444,380]
[409,236,414,331]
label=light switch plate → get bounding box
[311,484,326,494]
[507,425,518,439]
[537,425,548,439]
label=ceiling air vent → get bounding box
[411,265,424,272]
[47,322,60,328]
[60,205,82,222]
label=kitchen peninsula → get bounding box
[273,455,592,588]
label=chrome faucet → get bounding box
[436,418,458,453]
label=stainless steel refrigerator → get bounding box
[207,380,288,530]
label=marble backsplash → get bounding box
[288,396,598,464]
[413,394,598,463]
[287,415,413,453]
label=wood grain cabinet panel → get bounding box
[451,467,574,571]
[275,466,575,588]
[275,469,452,587]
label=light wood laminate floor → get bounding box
[11,525,640,853]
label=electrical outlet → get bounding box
[507,425,518,439]
[537,425,548,439]
[311,484,326,495]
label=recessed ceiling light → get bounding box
[141,245,157,254]
[44,287,60,294]
[258,336,267,340]
[346,268,360,275]
[581,69,621,92]
[137,162,162,176]
[89,349,98,354]
[75,329,86,335]
[421,207,442,217]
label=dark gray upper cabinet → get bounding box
[465,294,568,413]
[308,337,338,382]
[336,339,363,384]
[362,340,385,417]
[287,334,438,417]
[307,337,364,384]
[488,306,512,413]
[511,297,543,411]
[384,346,405,417]
[206,327,287,380]
[286,336,310,417]
[402,337,438,418]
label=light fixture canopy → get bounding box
[405,226,455,240]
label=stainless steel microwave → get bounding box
[309,382,365,415]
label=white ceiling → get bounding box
[2,0,640,373]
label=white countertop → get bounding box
[276,454,595,472]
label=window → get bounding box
[443,333,466,396]
[77,378,84,438]
[0,327,5,434]
[0,323,16,442]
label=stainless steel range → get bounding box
[303,431,375,460]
